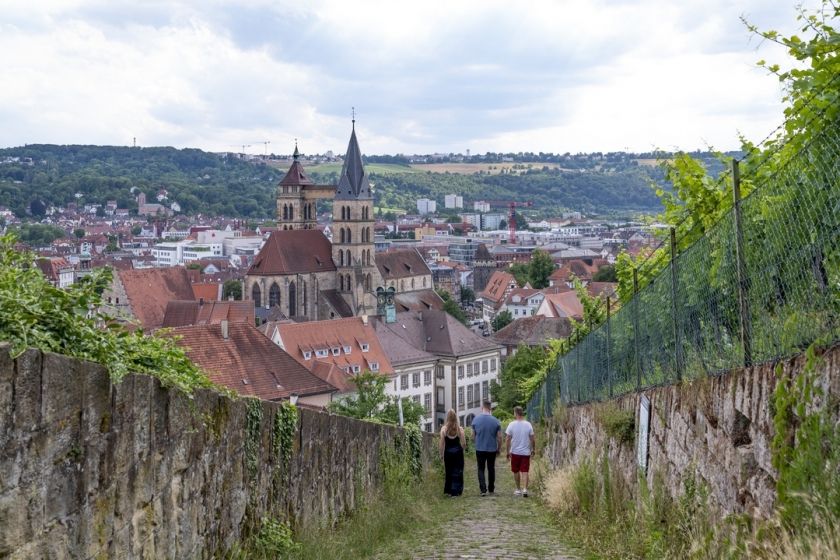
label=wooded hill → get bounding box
[0,144,692,219]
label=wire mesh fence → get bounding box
[528,120,840,421]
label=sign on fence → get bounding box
[637,394,650,474]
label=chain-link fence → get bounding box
[528,120,840,421]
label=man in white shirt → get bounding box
[505,406,535,497]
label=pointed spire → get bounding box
[335,121,371,200]
[351,107,355,131]
[293,139,300,161]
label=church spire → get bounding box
[335,117,371,200]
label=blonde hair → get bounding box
[444,409,460,437]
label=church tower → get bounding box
[332,121,380,315]
[276,144,318,230]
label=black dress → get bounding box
[443,433,464,496]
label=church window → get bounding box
[302,281,307,312]
[289,205,294,220]
[339,251,344,266]
[269,282,281,307]
[347,229,352,243]
[288,281,297,317]
[364,273,371,291]
[340,228,345,243]
[252,283,261,308]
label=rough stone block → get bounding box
[41,352,84,426]
[12,349,42,433]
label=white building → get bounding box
[417,198,437,214]
[474,201,491,213]
[444,194,464,209]
[481,213,505,231]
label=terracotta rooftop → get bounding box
[118,267,195,330]
[538,291,584,319]
[492,316,573,348]
[162,300,255,328]
[479,270,518,304]
[376,249,431,281]
[275,317,394,385]
[191,283,221,301]
[169,322,335,401]
[248,230,336,276]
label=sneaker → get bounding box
[514,489,522,496]
[522,489,529,498]
[480,491,487,497]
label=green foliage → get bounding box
[491,310,513,332]
[592,264,617,282]
[229,517,300,559]
[507,263,530,287]
[73,228,85,239]
[223,279,243,300]
[437,289,467,325]
[245,399,263,481]
[528,249,555,289]
[272,404,298,469]
[9,223,67,246]
[595,403,635,445]
[328,370,426,427]
[459,285,475,306]
[491,344,547,412]
[0,234,211,394]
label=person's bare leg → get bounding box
[521,472,529,492]
[513,472,521,490]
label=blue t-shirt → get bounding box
[472,413,502,452]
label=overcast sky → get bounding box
[0,0,817,155]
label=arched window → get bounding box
[302,281,307,313]
[289,205,294,220]
[339,251,344,266]
[347,229,352,243]
[365,273,371,291]
[346,249,351,265]
[340,228,345,243]
[339,275,345,291]
[252,283,261,308]
[346,206,351,220]
[288,281,297,317]
[269,282,281,308]
[346,274,352,292]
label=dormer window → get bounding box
[331,347,341,356]
[369,362,379,372]
[343,345,352,354]
[315,349,329,358]
[351,365,361,373]
[303,351,312,360]
[360,343,369,352]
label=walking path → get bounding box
[373,458,580,560]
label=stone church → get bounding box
[245,124,389,320]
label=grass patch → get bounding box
[594,403,635,445]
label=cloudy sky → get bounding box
[0,0,817,155]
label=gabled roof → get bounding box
[169,322,335,401]
[492,316,573,347]
[191,283,220,301]
[162,300,255,328]
[539,291,584,319]
[335,126,372,200]
[372,319,438,366]
[479,270,517,303]
[279,147,315,186]
[117,267,195,330]
[474,243,494,263]
[377,310,501,358]
[394,289,444,313]
[376,249,431,281]
[248,230,336,275]
[276,317,394,378]
[320,289,354,318]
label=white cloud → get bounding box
[0,0,820,155]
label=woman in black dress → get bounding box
[440,409,466,496]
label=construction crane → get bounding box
[253,140,271,156]
[504,201,533,245]
[230,144,252,156]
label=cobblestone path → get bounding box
[373,458,580,560]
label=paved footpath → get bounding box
[373,458,581,560]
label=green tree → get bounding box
[490,344,547,411]
[459,285,475,306]
[592,264,617,282]
[222,279,242,300]
[508,263,530,287]
[73,228,86,239]
[491,310,513,332]
[437,289,467,325]
[131,225,142,236]
[446,214,462,223]
[528,249,555,289]
[328,371,425,427]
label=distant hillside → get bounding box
[0,144,678,220]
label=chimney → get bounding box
[221,319,229,340]
[199,297,204,306]
[361,314,368,326]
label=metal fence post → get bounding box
[633,267,641,390]
[732,160,752,367]
[606,296,612,398]
[670,227,683,381]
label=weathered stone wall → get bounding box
[0,344,436,559]
[541,343,840,518]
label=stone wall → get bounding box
[0,344,436,559]
[541,343,840,518]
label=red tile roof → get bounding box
[169,322,335,401]
[162,300,255,328]
[539,291,584,319]
[479,270,517,304]
[248,230,336,276]
[118,267,195,330]
[275,317,394,385]
[376,249,431,281]
[191,283,221,301]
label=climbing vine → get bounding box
[272,403,298,469]
[245,399,263,481]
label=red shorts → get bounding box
[510,453,531,473]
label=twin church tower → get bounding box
[245,122,382,319]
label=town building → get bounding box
[416,198,437,214]
[444,194,463,209]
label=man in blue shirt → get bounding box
[471,400,502,496]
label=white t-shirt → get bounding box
[505,419,534,456]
